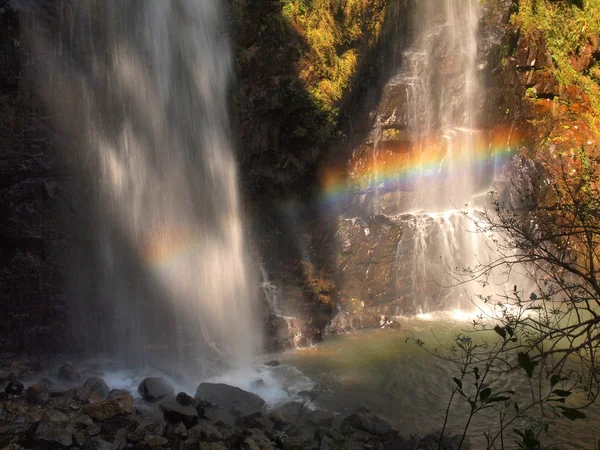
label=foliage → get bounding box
[513,0,600,118]
[280,0,387,116]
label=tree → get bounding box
[409,147,600,449]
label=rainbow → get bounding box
[320,127,519,206]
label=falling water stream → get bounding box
[50,1,262,368]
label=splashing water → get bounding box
[37,1,262,368]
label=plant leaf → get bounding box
[518,352,538,378]
[452,377,463,390]
[552,389,571,397]
[480,387,492,400]
[558,407,586,421]
[494,325,506,339]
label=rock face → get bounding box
[195,383,266,416]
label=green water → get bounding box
[282,318,600,449]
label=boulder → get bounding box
[58,363,80,382]
[5,381,24,396]
[81,394,134,421]
[176,392,197,407]
[195,383,265,416]
[342,413,392,436]
[107,389,129,398]
[26,384,50,405]
[138,377,175,401]
[33,422,74,447]
[83,377,110,399]
[41,408,68,423]
[187,422,223,443]
[160,398,199,428]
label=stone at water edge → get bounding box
[57,363,80,382]
[83,376,110,398]
[264,360,280,367]
[195,383,266,416]
[138,377,175,401]
[81,394,134,421]
[342,413,392,436]
[26,383,50,405]
[107,388,129,398]
[160,398,199,428]
[5,380,24,396]
[176,391,197,407]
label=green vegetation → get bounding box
[514,0,600,120]
[280,0,386,111]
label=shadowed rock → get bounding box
[138,377,175,402]
[195,383,265,416]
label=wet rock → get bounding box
[26,383,50,405]
[41,408,68,423]
[267,410,293,432]
[252,379,265,388]
[83,377,110,399]
[199,443,229,450]
[160,398,199,428]
[169,421,188,440]
[195,383,265,416]
[144,434,168,447]
[58,363,80,382]
[73,430,87,447]
[33,422,74,447]
[203,406,237,427]
[81,394,134,421]
[72,414,94,428]
[86,423,101,437]
[176,391,197,407]
[138,377,175,402]
[307,409,333,427]
[342,413,392,436]
[82,436,114,450]
[320,436,334,450]
[187,422,223,442]
[107,389,129,398]
[144,419,167,437]
[5,381,23,396]
[264,360,280,367]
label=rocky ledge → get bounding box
[0,363,468,450]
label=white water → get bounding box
[43,2,262,367]
[378,0,495,313]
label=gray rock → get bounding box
[58,363,80,382]
[83,377,110,398]
[41,408,68,423]
[26,384,50,405]
[160,398,199,428]
[187,421,223,443]
[5,381,23,396]
[342,413,391,436]
[195,383,265,416]
[144,435,168,446]
[176,391,197,407]
[107,388,130,398]
[138,377,175,401]
[82,436,115,450]
[34,422,74,447]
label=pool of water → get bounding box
[279,316,600,449]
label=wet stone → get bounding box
[160,398,199,428]
[342,413,391,436]
[144,434,168,446]
[83,377,110,399]
[4,381,23,396]
[41,408,68,423]
[58,363,81,382]
[25,384,50,405]
[82,394,134,421]
[195,383,265,416]
[34,422,74,447]
[138,377,175,402]
[107,388,129,399]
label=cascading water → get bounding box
[378,0,493,313]
[42,2,262,367]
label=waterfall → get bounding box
[40,1,261,367]
[384,0,490,313]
